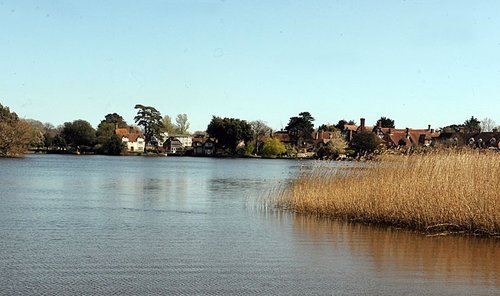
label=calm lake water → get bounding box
[0,155,498,295]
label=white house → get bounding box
[121,134,145,152]
[115,128,145,152]
[175,135,192,148]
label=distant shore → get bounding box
[26,148,322,160]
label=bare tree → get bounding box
[481,117,497,132]
[250,120,272,154]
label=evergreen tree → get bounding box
[134,104,164,150]
[376,117,395,128]
[464,116,481,133]
[285,112,315,147]
[206,116,253,154]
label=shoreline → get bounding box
[268,150,500,238]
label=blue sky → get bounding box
[1,1,500,132]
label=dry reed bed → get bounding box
[271,151,500,236]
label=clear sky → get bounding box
[1,1,500,132]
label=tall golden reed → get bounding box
[271,150,500,235]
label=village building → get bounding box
[375,127,440,148]
[161,133,193,149]
[271,118,442,151]
[342,124,358,142]
[437,129,500,149]
[115,127,145,152]
[272,130,291,145]
[192,140,204,155]
[340,118,441,149]
[192,133,205,156]
[203,138,216,156]
[174,135,193,149]
[162,133,193,155]
[312,130,340,149]
[190,133,217,156]
[163,137,184,155]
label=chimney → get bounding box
[405,127,410,138]
[428,124,431,131]
[360,118,366,131]
[388,128,392,135]
[377,120,382,129]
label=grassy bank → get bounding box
[270,150,500,236]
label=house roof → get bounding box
[115,128,144,143]
[468,132,500,144]
[384,131,411,146]
[124,133,144,142]
[378,127,440,147]
[437,132,500,147]
[344,124,358,131]
[165,137,182,144]
[273,131,290,142]
[357,125,374,133]
[168,134,192,139]
[115,128,129,136]
[192,137,205,143]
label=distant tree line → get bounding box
[2,100,499,158]
[0,103,41,157]
[0,102,173,156]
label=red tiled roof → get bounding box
[115,128,144,143]
[192,137,205,143]
[344,124,358,131]
[273,131,290,142]
[381,128,440,147]
[384,131,411,146]
[126,134,144,142]
[313,130,338,140]
[115,128,129,136]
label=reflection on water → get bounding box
[0,155,498,295]
[290,215,499,290]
